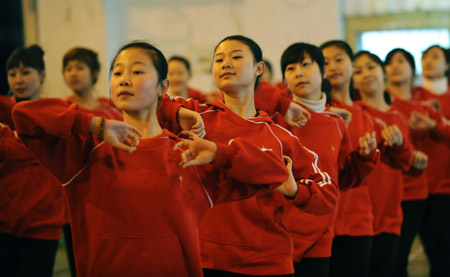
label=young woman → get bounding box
[160,35,338,276]
[167,55,211,102]
[321,41,418,276]
[353,50,415,277]
[12,41,295,276]
[384,48,447,276]
[0,45,66,276]
[275,42,379,277]
[411,45,450,277]
[63,47,122,119]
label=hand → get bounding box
[173,131,218,168]
[329,106,352,127]
[412,150,428,170]
[409,111,437,130]
[359,131,377,156]
[425,99,441,112]
[91,117,142,153]
[284,101,311,128]
[275,156,298,198]
[382,124,404,147]
[177,107,206,138]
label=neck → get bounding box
[222,86,257,118]
[293,92,326,113]
[73,88,99,109]
[331,85,353,106]
[423,76,448,95]
[122,101,162,138]
[360,89,390,112]
[389,81,412,99]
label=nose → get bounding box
[222,57,232,69]
[295,66,304,77]
[120,73,131,86]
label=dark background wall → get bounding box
[0,0,24,95]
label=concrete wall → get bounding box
[29,0,342,97]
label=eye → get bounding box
[302,61,311,66]
[215,58,223,63]
[336,58,343,63]
[113,71,122,76]
[232,56,242,60]
[22,70,31,75]
[286,66,295,71]
[8,72,16,78]
[133,71,144,75]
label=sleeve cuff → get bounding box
[212,140,238,167]
[290,182,312,206]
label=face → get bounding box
[353,54,385,97]
[385,52,413,85]
[323,45,353,90]
[284,53,324,100]
[167,60,190,94]
[64,60,94,94]
[7,63,44,100]
[422,47,449,79]
[110,48,167,113]
[213,40,263,92]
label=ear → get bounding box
[255,61,265,77]
[160,79,169,95]
[40,70,46,84]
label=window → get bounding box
[359,28,450,74]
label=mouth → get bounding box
[220,72,235,78]
[118,91,133,97]
[14,87,27,93]
[296,81,308,87]
[329,73,341,79]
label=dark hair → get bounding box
[6,45,45,73]
[354,51,391,104]
[214,35,263,87]
[281,42,331,104]
[168,56,191,73]
[385,48,416,77]
[110,41,168,84]
[63,47,100,85]
[422,45,450,77]
[320,40,355,61]
[281,42,325,77]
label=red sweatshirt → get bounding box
[0,95,15,129]
[331,98,381,237]
[0,122,65,240]
[66,96,123,120]
[390,94,440,201]
[412,86,450,194]
[272,98,379,260]
[12,98,290,277]
[160,96,338,275]
[356,101,414,235]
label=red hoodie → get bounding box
[412,86,450,194]
[0,122,65,240]
[159,95,338,275]
[271,96,379,260]
[0,95,15,129]
[12,98,291,277]
[331,98,382,237]
[356,101,414,235]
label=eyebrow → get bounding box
[114,61,147,68]
[215,49,244,56]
